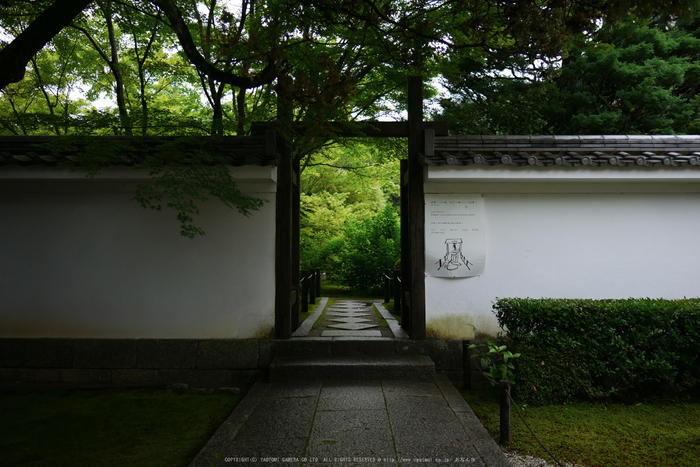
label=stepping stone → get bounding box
[326,312,371,316]
[327,323,378,330]
[320,330,383,337]
[327,318,373,323]
[327,308,369,312]
[326,312,371,317]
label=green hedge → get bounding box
[494,298,700,404]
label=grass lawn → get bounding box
[1,388,242,467]
[462,384,700,467]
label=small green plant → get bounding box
[469,340,521,385]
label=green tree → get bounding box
[544,15,700,134]
[439,13,700,136]
[299,142,400,284]
[338,204,400,293]
[4,1,700,237]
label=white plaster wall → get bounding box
[425,169,700,338]
[0,169,277,338]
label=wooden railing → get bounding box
[299,267,321,314]
[383,268,402,310]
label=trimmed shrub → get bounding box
[513,340,592,405]
[494,298,700,404]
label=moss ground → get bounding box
[298,297,321,326]
[380,300,402,324]
[462,384,700,467]
[1,388,242,467]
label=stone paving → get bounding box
[296,299,406,339]
[189,374,509,467]
[187,298,508,467]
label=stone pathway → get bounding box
[188,374,509,467]
[188,299,509,466]
[297,299,406,339]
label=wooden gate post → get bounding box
[407,76,426,340]
[400,159,411,334]
[274,75,293,339]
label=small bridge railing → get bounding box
[299,267,322,314]
[383,268,402,310]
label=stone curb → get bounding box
[292,297,329,337]
[373,302,409,338]
[188,381,270,467]
[436,373,510,467]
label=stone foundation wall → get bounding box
[0,338,482,391]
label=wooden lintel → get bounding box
[251,121,448,137]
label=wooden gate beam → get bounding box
[251,121,448,138]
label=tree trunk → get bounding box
[100,1,132,135]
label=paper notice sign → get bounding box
[425,194,485,277]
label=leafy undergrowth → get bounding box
[318,283,356,296]
[462,384,700,467]
[1,388,242,467]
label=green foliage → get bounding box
[47,136,266,238]
[336,204,400,294]
[512,340,593,406]
[494,298,700,404]
[439,13,700,136]
[299,142,400,285]
[468,340,521,385]
[544,15,700,134]
[1,0,418,237]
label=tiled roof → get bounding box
[426,135,700,167]
[0,134,278,167]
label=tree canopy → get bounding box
[299,142,401,292]
[439,10,700,135]
[4,0,698,137]
[3,0,699,240]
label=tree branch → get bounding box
[0,0,94,89]
[150,0,283,88]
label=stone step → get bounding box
[268,355,435,383]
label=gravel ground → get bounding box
[504,450,585,467]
